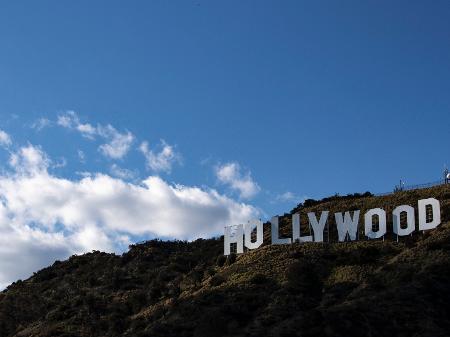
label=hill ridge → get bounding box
[1,184,449,337]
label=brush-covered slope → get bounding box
[0,185,449,337]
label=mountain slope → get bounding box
[1,185,449,337]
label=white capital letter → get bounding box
[308,211,329,242]
[364,208,386,239]
[418,198,441,231]
[224,224,243,255]
[244,219,264,250]
[292,213,313,243]
[335,210,360,241]
[393,205,415,236]
[271,216,291,245]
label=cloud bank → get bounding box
[0,145,258,288]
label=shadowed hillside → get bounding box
[1,185,449,337]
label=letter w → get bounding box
[335,210,360,242]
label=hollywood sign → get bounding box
[224,198,441,255]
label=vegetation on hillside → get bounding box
[0,185,449,337]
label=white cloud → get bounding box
[57,111,134,158]
[110,164,136,180]
[57,111,92,138]
[57,111,96,139]
[57,113,74,128]
[0,216,74,287]
[215,162,261,199]
[31,117,52,131]
[77,149,86,163]
[8,144,50,174]
[52,157,67,169]
[0,144,258,288]
[276,192,296,202]
[140,140,181,173]
[76,123,97,139]
[274,191,303,203]
[98,125,134,159]
[0,129,12,147]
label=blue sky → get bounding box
[0,1,449,286]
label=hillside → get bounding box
[1,185,450,337]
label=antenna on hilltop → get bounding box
[444,165,449,184]
[394,179,405,193]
